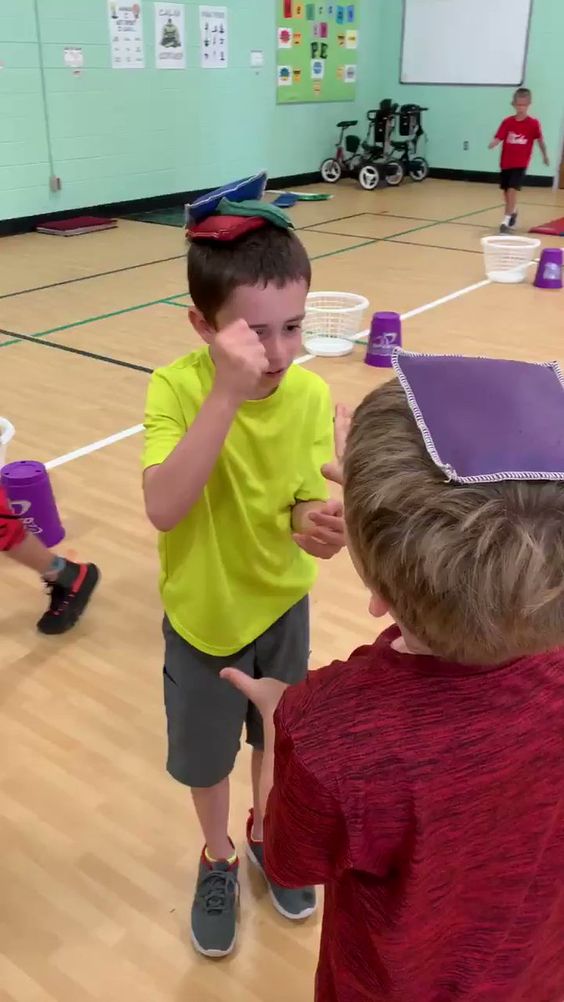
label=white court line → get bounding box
[45,276,493,470]
[45,424,144,470]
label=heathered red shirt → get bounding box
[264,625,564,1002]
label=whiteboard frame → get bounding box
[399,0,534,87]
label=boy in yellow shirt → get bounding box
[142,175,345,957]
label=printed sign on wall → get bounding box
[200,6,228,68]
[277,0,358,102]
[108,1,145,69]
[155,4,186,69]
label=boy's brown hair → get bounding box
[513,87,532,102]
[344,380,564,665]
[188,225,311,325]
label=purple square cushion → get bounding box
[392,351,564,483]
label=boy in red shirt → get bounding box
[1,483,98,633]
[224,359,564,1002]
[489,86,549,233]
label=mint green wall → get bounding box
[375,0,564,176]
[3,1,561,222]
[0,0,380,221]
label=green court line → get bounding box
[310,237,379,261]
[307,203,504,244]
[0,202,505,351]
[0,291,188,347]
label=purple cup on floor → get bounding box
[365,311,402,368]
[1,460,65,547]
[534,247,563,290]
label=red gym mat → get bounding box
[530,216,564,236]
[36,216,117,236]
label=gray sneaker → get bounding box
[246,813,317,921]
[191,852,239,958]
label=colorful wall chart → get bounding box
[277,1,358,103]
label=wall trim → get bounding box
[0,172,320,236]
[1,167,554,236]
[429,167,553,187]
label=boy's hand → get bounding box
[293,498,345,559]
[213,320,269,403]
[543,154,550,166]
[220,670,288,721]
[488,138,500,149]
[322,403,352,487]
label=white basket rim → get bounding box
[306,291,370,314]
[481,235,541,249]
[0,417,15,445]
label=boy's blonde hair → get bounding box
[344,380,564,665]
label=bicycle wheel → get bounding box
[409,157,429,182]
[320,158,342,183]
[384,160,405,187]
[358,164,380,191]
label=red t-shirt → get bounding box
[496,115,542,170]
[265,626,564,1002]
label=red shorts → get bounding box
[0,484,25,552]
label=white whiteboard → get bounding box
[401,0,533,85]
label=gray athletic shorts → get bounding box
[162,597,309,788]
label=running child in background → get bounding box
[489,87,549,233]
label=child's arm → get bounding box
[221,667,348,887]
[537,134,549,166]
[143,320,268,532]
[292,403,350,559]
[489,118,507,150]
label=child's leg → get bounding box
[7,530,64,578]
[192,778,232,861]
[162,617,254,956]
[251,747,265,840]
[247,597,317,920]
[1,487,98,632]
[506,187,518,217]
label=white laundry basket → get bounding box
[481,235,541,284]
[303,291,369,356]
[0,417,15,470]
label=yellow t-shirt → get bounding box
[142,348,333,656]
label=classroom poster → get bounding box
[107,1,145,69]
[155,3,186,69]
[199,6,228,68]
[277,0,358,102]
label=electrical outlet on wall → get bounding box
[49,175,62,192]
[463,141,469,151]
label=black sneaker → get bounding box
[37,563,100,635]
[509,212,518,229]
[499,222,509,234]
[191,851,239,958]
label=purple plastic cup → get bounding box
[365,311,402,368]
[1,460,65,548]
[534,248,563,290]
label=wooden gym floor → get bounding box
[1,179,564,1002]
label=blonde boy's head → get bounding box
[344,380,564,665]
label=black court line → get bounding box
[0,327,152,373]
[0,253,185,301]
[303,227,484,256]
[0,212,368,302]
[388,239,482,255]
